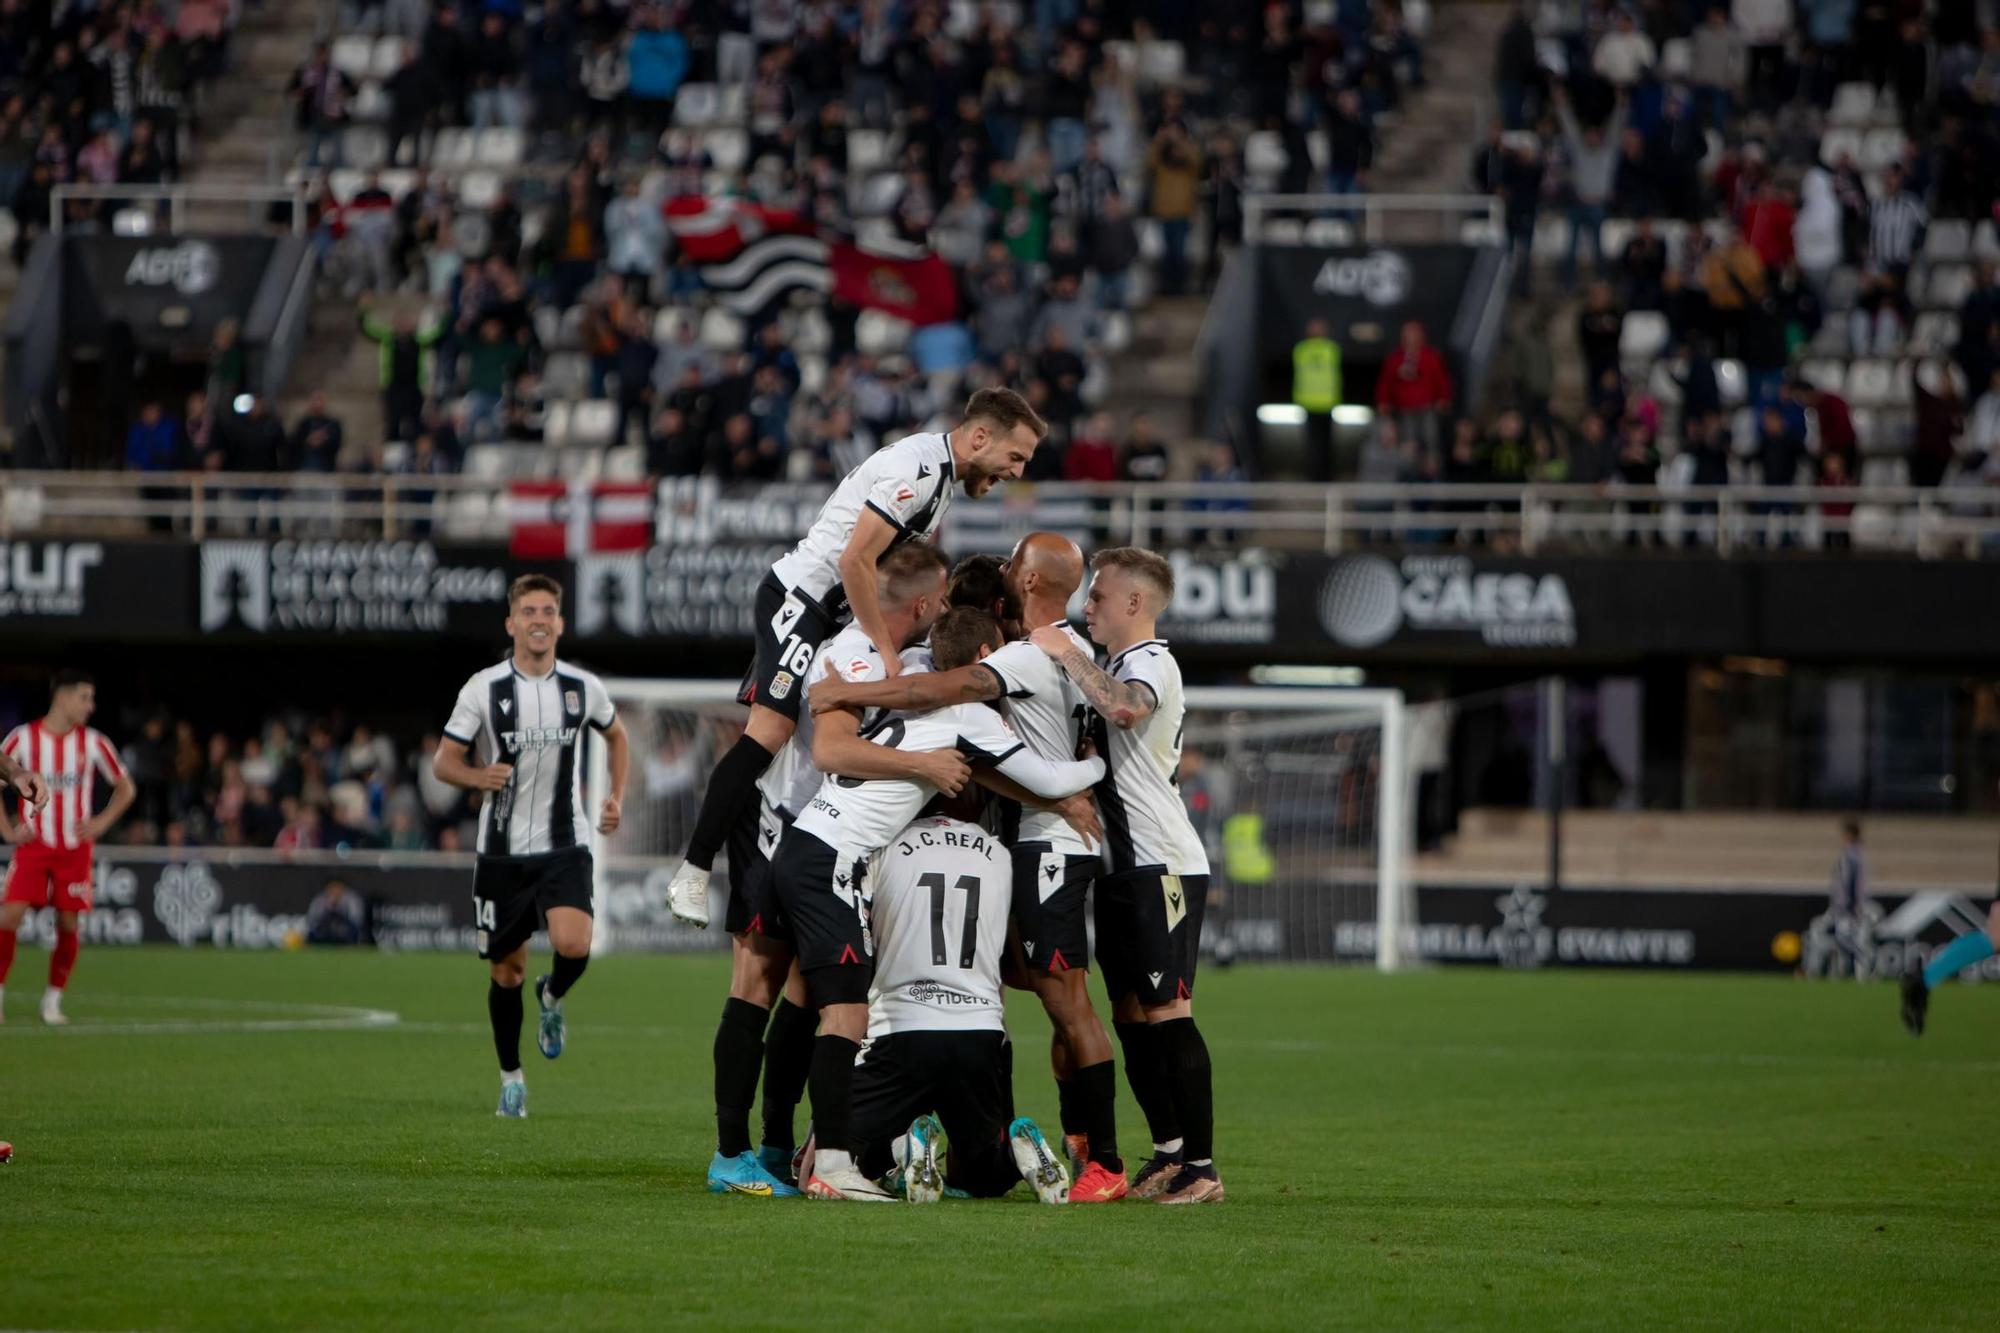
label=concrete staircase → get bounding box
[189,3,319,185]
[1098,297,1208,476]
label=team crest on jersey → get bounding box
[769,671,795,700]
[564,689,580,715]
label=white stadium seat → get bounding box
[331,36,374,79]
[476,128,526,168]
[1844,359,1894,407]
[1136,40,1185,86]
[1924,219,1971,263]
[568,400,618,450]
[463,445,512,480]
[1715,358,1747,408]
[674,84,720,127]
[1797,359,1845,394]
[1828,83,1876,127]
[847,129,890,174]
[1817,128,1862,168]
[1620,311,1670,366]
[430,128,475,170]
[457,170,500,211]
[372,36,406,80]
[700,307,746,352]
[1910,312,1961,356]
[1860,128,1906,172]
[1920,264,1973,310]
[341,126,388,170]
[856,309,913,355]
[603,445,647,481]
[1302,217,1354,247]
[442,492,492,538]
[541,402,573,449]
[704,127,750,175]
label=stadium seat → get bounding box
[556,304,587,350]
[532,305,561,349]
[0,209,17,254]
[351,81,389,122]
[541,401,572,449]
[1137,218,1163,262]
[331,35,374,79]
[603,445,646,481]
[1620,311,1669,366]
[1974,219,2000,261]
[1715,358,1747,408]
[1262,218,1304,245]
[699,307,746,352]
[1825,265,1861,312]
[457,171,500,211]
[1100,39,1137,76]
[704,127,749,174]
[651,308,690,345]
[1817,128,1862,168]
[1647,361,1683,406]
[791,307,832,354]
[847,128,890,174]
[430,128,475,170]
[1860,129,1906,172]
[1797,359,1846,394]
[463,446,512,481]
[372,36,405,80]
[1600,218,1634,262]
[1828,82,1876,126]
[327,169,364,203]
[718,83,749,125]
[1910,312,1960,356]
[475,128,525,168]
[1302,217,1354,247]
[1304,129,1329,176]
[1920,264,1973,310]
[341,127,388,170]
[797,352,827,395]
[111,207,153,236]
[1859,457,1909,487]
[558,446,603,481]
[569,400,618,450]
[1845,359,1894,407]
[381,441,411,472]
[1923,220,1971,263]
[945,0,981,38]
[1533,216,1568,261]
[854,174,904,217]
[1136,40,1185,86]
[1079,357,1109,408]
[542,352,588,398]
[1849,406,1878,449]
[379,168,416,198]
[716,31,756,85]
[442,492,491,538]
[856,309,913,355]
[1459,217,1501,246]
[1101,311,1133,353]
[674,83,720,127]
[1915,359,1967,401]
[1660,38,1691,79]
[1243,131,1287,190]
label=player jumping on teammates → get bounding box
[707,543,968,1197]
[811,532,1133,1202]
[664,389,1047,930]
[1030,548,1224,1204]
[853,811,1071,1206]
[0,670,137,1026]
[775,608,1103,1201]
[433,575,630,1117]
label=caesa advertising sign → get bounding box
[1316,555,1577,651]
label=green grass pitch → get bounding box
[2,947,1997,1330]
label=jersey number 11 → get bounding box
[921,872,980,968]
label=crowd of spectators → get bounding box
[234,0,1427,486]
[99,708,482,853]
[0,0,240,264]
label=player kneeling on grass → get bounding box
[0,670,136,1027]
[774,607,1104,1201]
[847,811,1069,1205]
[433,575,630,1117]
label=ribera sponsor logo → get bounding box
[654,476,828,547]
[201,541,508,633]
[0,542,104,618]
[1318,555,1576,649]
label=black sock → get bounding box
[488,980,523,1073]
[1074,1059,1122,1171]
[808,1033,862,1159]
[760,996,816,1152]
[686,736,775,871]
[1056,1075,1083,1138]
[548,950,589,1000]
[713,997,768,1157]
[1114,1019,1180,1148]
[1156,1017,1214,1164]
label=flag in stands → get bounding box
[508,481,654,558]
[829,239,958,326]
[662,196,812,263]
[699,234,833,319]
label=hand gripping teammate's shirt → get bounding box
[768,431,955,616]
[975,623,1098,859]
[444,659,616,856]
[866,816,1012,1040]
[757,622,906,821]
[1091,640,1209,876]
[791,703,1105,858]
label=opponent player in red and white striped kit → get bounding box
[0,670,136,1026]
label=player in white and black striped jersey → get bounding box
[663,389,1048,932]
[433,575,630,1119]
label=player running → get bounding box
[776,607,1103,1201]
[706,543,965,1197]
[811,532,1131,1202]
[1030,548,1224,1204]
[852,812,1070,1206]
[432,575,630,1117]
[0,670,136,1026]
[664,388,1047,930]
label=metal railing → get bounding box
[2,472,1996,558]
[1241,192,1504,244]
[51,184,309,236]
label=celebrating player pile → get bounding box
[671,385,1223,1205]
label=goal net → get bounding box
[590,681,1412,968]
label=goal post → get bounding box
[590,680,1413,969]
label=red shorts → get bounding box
[3,842,94,912]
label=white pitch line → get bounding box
[1239,1037,2000,1073]
[0,994,399,1037]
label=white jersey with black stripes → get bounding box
[444,658,616,857]
[768,431,955,615]
[1089,639,1208,875]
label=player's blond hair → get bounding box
[1091,546,1174,610]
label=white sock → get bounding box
[500,1068,524,1086]
[1155,1137,1184,1156]
[1189,1158,1213,1168]
[816,1147,853,1174]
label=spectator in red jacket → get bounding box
[1063,411,1119,481]
[1375,320,1454,462]
[1741,180,1796,273]
[1803,381,1857,472]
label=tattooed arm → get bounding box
[1028,627,1156,730]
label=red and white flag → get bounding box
[662,196,813,264]
[508,481,654,559]
[829,239,959,326]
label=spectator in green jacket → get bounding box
[358,296,444,442]
[462,317,526,442]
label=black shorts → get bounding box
[767,827,873,1005]
[738,573,839,724]
[1011,844,1101,976]
[724,798,793,938]
[1094,868,1210,1007]
[852,1030,1020,1198]
[471,847,594,961]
